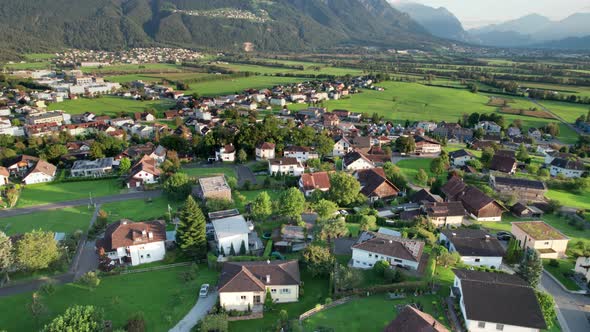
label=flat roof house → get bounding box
[71,157,114,177]
[212,214,249,256]
[352,231,424,271]
[452,269,546,332]
[218,260,300,311]
[440,229,504,268]
[198,176,232,201]
[511,221,569,259]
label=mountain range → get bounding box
[0,0,441,59]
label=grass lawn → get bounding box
[4,61,51,70]
[17,179,123,207]
[0,206,93,235]
[543,259,581,291]
[184,76,305,97]
[233,189,281,213]
[539,100,590,123]
[100,196,182,223]
[396,158,444,186]
[105,72,221,84]
[0,265,217,332]
[229,270,329,331]
[48,95,173,117]
[545,189,590,210]
[303,294,449,332]
[180,166,236,179]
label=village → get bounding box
[0,60,589,332]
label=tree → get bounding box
[118,157,131,174]
[518,248,543,288]
[200,314,228,332]
[0,231,13,275]
[467,159,483,170]
[251,192,272,221]
[536,291,557,328]
[505,238,523,264]
[239,240,247,255]
[264,289,274,311]
[77,271,100,289]
[236,149,247,164]
[516,143,529,161]
[327,172,362,206]
[176,196,207,259]
[372,260,389,276]
[319,218,348,241]
[438,250,461,268]
[42,305,104,332]
[163,173,191,201]
[395,136,416,154]
[229,243,236,256]
[89,142,105,159]
[313,199,338,220]
[481,147,495,166]
[537,168,550,178]
[15,230,59,271]
[359,215,377,231]
[43,145,67,163]
[415,169,428,185]
[383,162,408,190]
[303,244,334,277]
[430,158,447,175]
[125,312,146,332]
[278,187,305,220]
[335,264,364,290]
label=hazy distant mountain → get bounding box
[469,14,552,36]
[394,2,470,42]
[530,36,590,50]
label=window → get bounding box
[544,242,550,245]
[140,255,144,259]
[147,254,151,258]
[496,324,504,331]
[280,288,291,294]
[475,258,480,262]
[478,322,485,328]
[394,259,402,263]
[271,289,277,293]
[368,254,372,257]
[240,296,247,300]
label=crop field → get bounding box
[218,62,364,76]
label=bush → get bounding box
[40,282,56,295]
[373,260,389,276]
[324,297,332,305]
[77,271,100,289]
[263,240,273,257]
[125,312,146,332]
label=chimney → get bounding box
[266,260,271,265]
[148,232,153,239]
[121,220,128,225]
[485,235,490,241]
[265,275,271,283]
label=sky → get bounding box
[391,0,590,29]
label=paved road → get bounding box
[169,291,218,332]
[0,190,162,218]
[236,165,257,186]
[527,98,584,138]
[541,271,590,332]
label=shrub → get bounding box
[263,240,273,257]
[125,312,146,332]
[77,271,100,289]
[40,282,56,295]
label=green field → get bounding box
[81,63,184,74]
[0,266,217,332]
[538,100,590,123]
[396,158,441,185]
[180,166,236,179]
[48,95,173,117]
[101,197,182,223]
[185,76,306,96]
[0,206,93,235]
[545,189,590,210]
[17,179,123,207]
[105,72,221,84]
[218,62,364,76]
[4,61,52,70]
[543,259,581,291]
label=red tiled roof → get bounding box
[97,220,166,251]
[300,172,331,191]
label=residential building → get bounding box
[511,221,569,259]
[459,186,504,222]
[549,158,585,178]
[126,156,161,188]
[22,160,56,184]
[70,157,114,177]
[355,168,399,202]
[383,305,449,332]
[440,229,504,268]
[489,155,517,174]
[410,189,443,204]
[424,202,466,228]
[299,172,331,197]
[351,231,424,271]
[26,111,64,125]
[342,151,374,171]
[441,176,467,202]
[216,144,236,162]
[0,167,9,185]
[255,142,276,161]
[489,176,547,202]
[511,203,544,219]
[332,137,353,157]
[212,214,249,256]
[283,146,319,162]
[452,269,546,332]
[198,176,232,201]
[149,145,167,165]
[574,257,590,282]
[96,220,166,266]
[449,149,474,167]
[414,135,441,155]
[6,155,39,175]
[269,158,304,176]
[218,260,300,311]
[475,121,501,134]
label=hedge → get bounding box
[263,240,273,257]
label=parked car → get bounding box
[496,231,513,241]
[199,284,210,297]
[339,210,349,216]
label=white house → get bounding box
[270,98,286,107]
[218,260,300,311]
[449,149,475,167]
[149,145,167,165]
[424,202,465,228]
[475,121,501,134]
[574,257,590,282]
[549,158,585,178]
[351,231,424,271]
[332,137,353,157]
[342,151,374,171]
[452,269,547,332]
[216,144,236,162]
[126,156,161,188]
[440,229,504,268]
[0,167,9,185]
[22,160,56,185]
[268,158,305,176]
[96,220,166,266]
[256,142,276,160]
[283,146,319,162]
[212,214,250,256]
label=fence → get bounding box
[118,262,192,275]
[298,296,355,321]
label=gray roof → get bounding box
[442,229,505,257]
[71,157,114,171]
[199,176,230,194]
[212,214,249,239]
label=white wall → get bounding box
[220,285,299,311]
[23,172,54,184]
[550,166,583,178]
[128,241,166,266]
[351,248,419,270]
[218,233,249,255]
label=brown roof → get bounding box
[300,172,331,191]
[25,160,56,177]
[223,144,235,154]
[425,201,466,218]
[284,146,313,153]
[353,231,424,263]
[441,229,505,257]
[411,189,442,204]
[97,220,166,251]
[218,260,300,293]
[7,154,39,167]
[441,176,466,200]
[460,185,504,214]
[0,166,9,177]
[269,157,301,166]
[257,142,276,150]
[130,155,161,177]
[384,305,449,332]
[343,151,374,167]
[356,168,399,200]
[489,155,517,173]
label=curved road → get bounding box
[541,272,590,332]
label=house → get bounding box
[459,186,504,222]
[475,121,501,134]
[0,167,8,185]
[440,229,504,268]
[332,137,353,157]
[574,257,590,282]
[22,160,56,184]
[528,128,542,140]
[410,189,443,204]
[506,127,521,137]
[218,260,300,311]
[323,113,340,127]
[198,176,232,201]
[96,220,166,266]
[149,145,167,165]
[212,214,250,256]
[489,155,517,174]
[134,112,155,122]
[256,142,276,161]
[216,144,236,162]
[269,158,305,177]
[299,172,331,197]
[383,305,449,332]
[452,269,546,332]
[549,158,585,178]
[352,231,424,271]
[441,176,466,202]
[489,175,547,202]
[6,155,39,175]
[70,157,114,177]
[449,149,474,167]
[283,146,319,162]
[511,203,544,219]
[342,151,374,171]
[511,221,569,259]
[424,202,466,228]
[355,168,399,202]
[118,143,156,160]
[126,156,161,188]
[414,136,441,155]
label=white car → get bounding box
[339,210,349,216]
[199,284,210,297]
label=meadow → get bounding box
[100,197,182,223]
[184,76,306,96]
[104,72,222,84]
[17,179,123,207]
[80,63,184,74]
[48,95,174,117]
[0,206,93,235]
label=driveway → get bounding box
[541,271,590,332]
[169,291,218,332]
[236,166,256,187]
[333,237,357,255]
